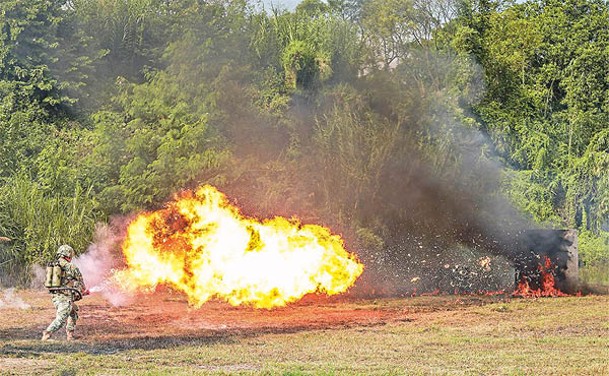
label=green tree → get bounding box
[71,0,168,81]
[0,0,104,114]
[448,0,609,263]
[250,5,361,93]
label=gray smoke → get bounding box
[0,288,30,309]
[29,264,47,289]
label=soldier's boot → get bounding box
[66,330,75,341]
[41,331,52,341]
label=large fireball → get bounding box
[113,185,364,308]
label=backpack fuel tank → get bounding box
[44,262,63,288]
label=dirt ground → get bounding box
[0,289,500,341]
[1,289,607,375]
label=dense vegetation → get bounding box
[0,0,607,285]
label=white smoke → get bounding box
[73,220,134,306]
[0,288,30,309]
[30,264,47,289]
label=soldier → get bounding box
[41,244,89,341]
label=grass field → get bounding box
[0,290,607,375]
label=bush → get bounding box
[578,230,609,266]
[0,174,97,286]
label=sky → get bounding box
[262,0,529,12]
[262,0,301,10]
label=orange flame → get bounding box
[112,185,364,308]
[513,256,568,298]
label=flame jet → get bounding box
[113,185,364,308]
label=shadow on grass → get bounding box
[1,326,243,356]
[0,320,379,356]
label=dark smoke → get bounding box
[205,49,547,295]
[63,8,550,297]
[350,60,535,294]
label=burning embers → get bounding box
[112,185,364,309]
[513,256,568,297]
[394,230,580,298]
[511,229,579,298]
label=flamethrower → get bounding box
[47,287,88,301]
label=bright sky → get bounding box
[261,0,302,10]
[263,0,530,12]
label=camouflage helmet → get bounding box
[57,244,74,258]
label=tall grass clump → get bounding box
[0,174,97,286]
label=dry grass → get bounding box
[0,290,607,375]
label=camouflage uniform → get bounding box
[43,245,87,340]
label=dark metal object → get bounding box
[49,287,83,301]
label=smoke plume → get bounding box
[29,264,47,289]
[73,220,134,306]
[0,288,30,309]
